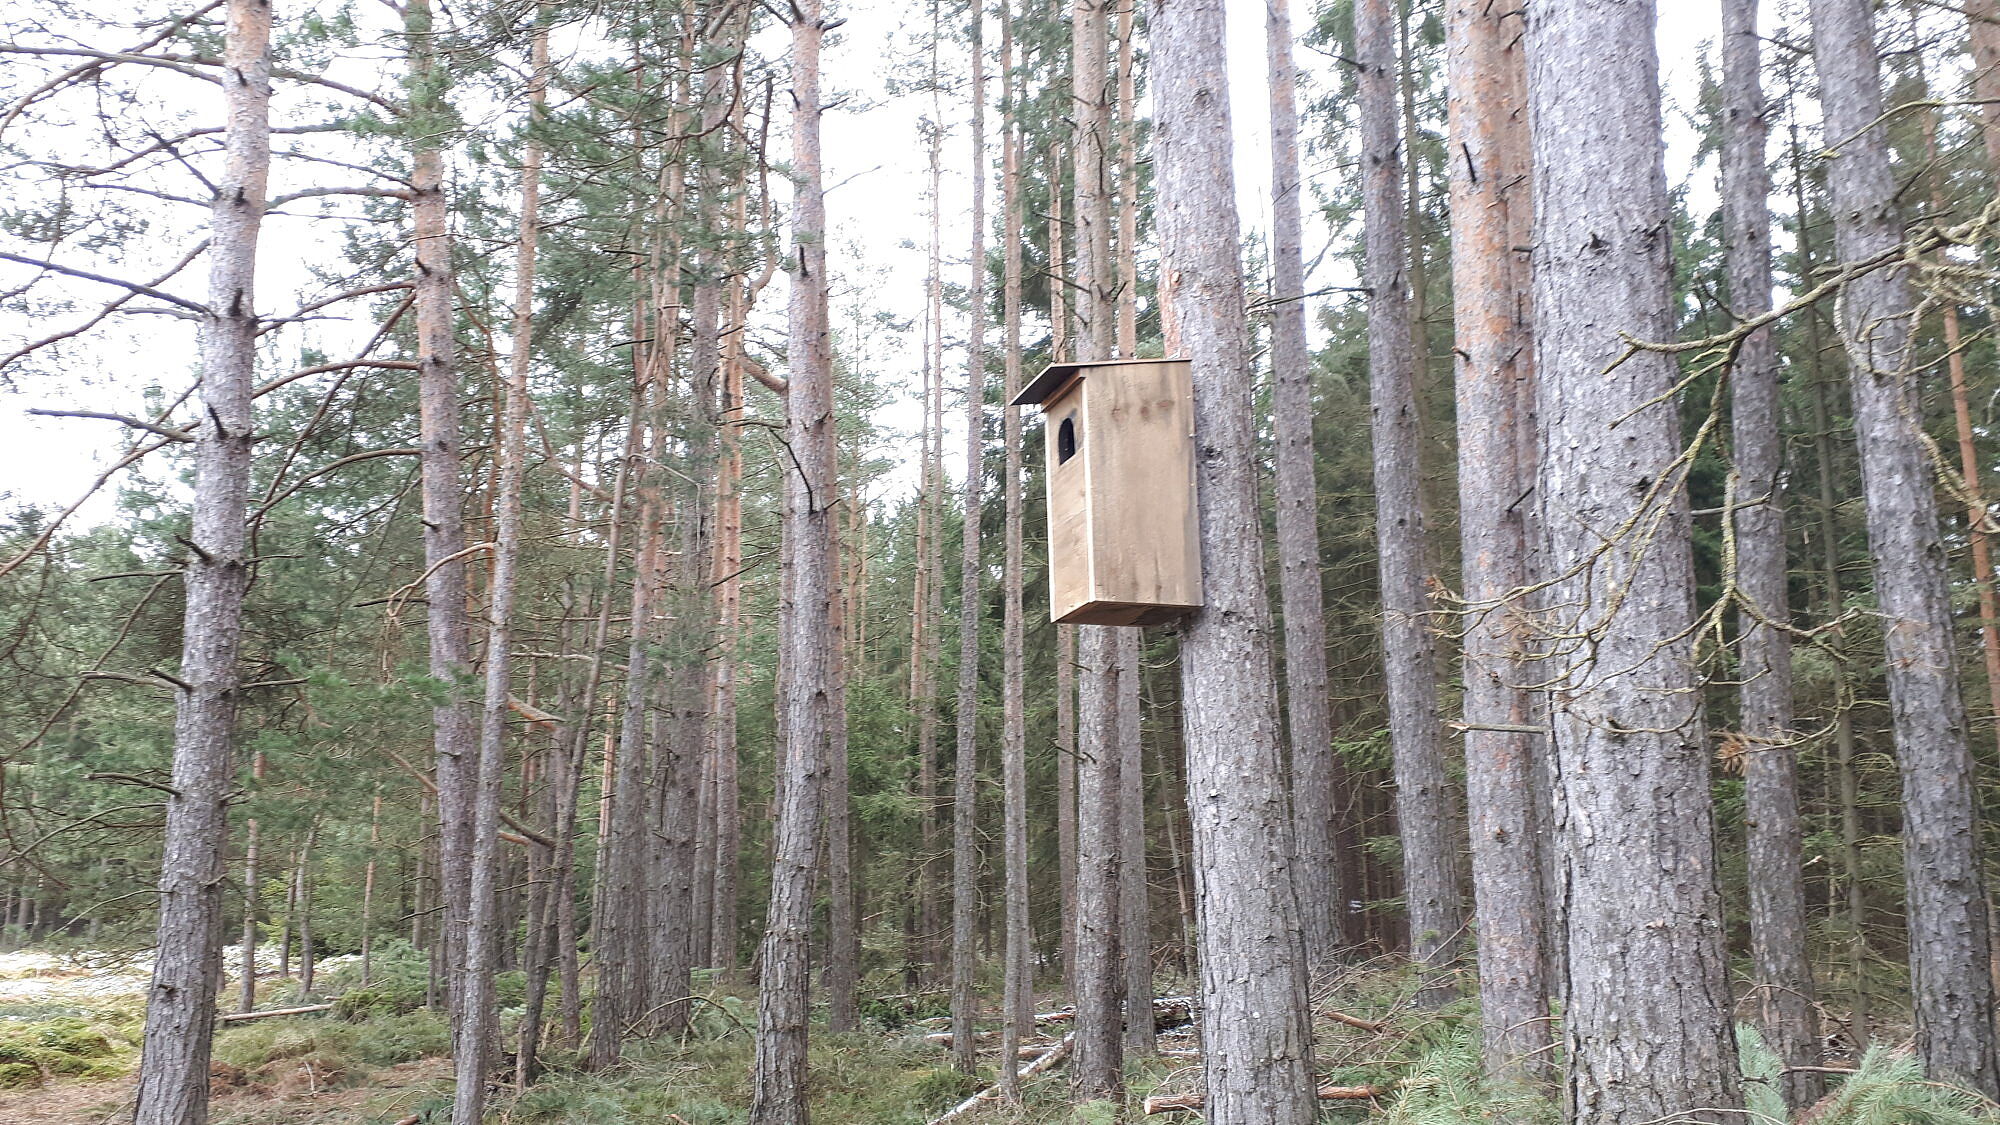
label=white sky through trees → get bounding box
[0,1,1741,523]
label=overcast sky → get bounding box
[0,0,1746,528]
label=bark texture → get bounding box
[1151,0,1317,1120]
[949,3,988,1073]
[1445,0,1549,1086]
[406,0,479,1038]
[1358,0,1463,994]
[1720,0,1820,1108]
[1069,0,1125,1099]
[1808,0,2000,1095]
[999,0,1032,1097]
[1527,2,1742,1121]
[748,2,835,1118]
[134,10,269,1122]
[1267,0,1342,970]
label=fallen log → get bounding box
[921,1028,1001,1048]
[923,1035,1074,1125]
[217,1002,334,1024]
[1143,1081,1400,1114]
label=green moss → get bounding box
[0,1061,39,1089]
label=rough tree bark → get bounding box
[1808,0,2000,1095]
[1526,3,1742,1120]
[1445,0,1549,1088]
[453,7,545,1113]
[238,751,265,1013]
[1069,0,1127,1100]
[134,5,268,1121]
[1358,0,1464,997]
[999,0,1032,1098]
[1720,0,1821,1109]
[748,0,835,1117]
[1267,0,1343,971]
[1150,0,1317,1120]
[949,0,989,1078]
[405,0,479,1038]
[1111,7,1155,1058]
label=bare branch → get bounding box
[0,250,207,313]
[27,409,193,443]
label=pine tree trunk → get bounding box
[1808,0,2000,1093]
[1721,0,1820,1108]
[1359,0,1463,997]
[406,0,479,1035]
[1071,628,1125,1101]
[1526,3,1741,1119]
[239,751,266,1012]
[1116,627,1153,1056]
[1150,0,1317,1119]
[710,268,747,977]
[1267,0,1343,971]
[296,823,316,997]
[134,5,268,1120]
[749,4,835,1117]
[825,511,857,1031]
[949,0,990,1077]
[1050,137,1079,1004]
[453,12,543,1110]
[1110,10,1154,1056]
[1069,0,1126,1099]
[1790,129,1871,1049]
[361,789,381,985]
[1445,0,1549,1086]
[999,4,1032,1093]
[1969,1,2000,174]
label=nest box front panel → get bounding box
[1045,377,1094,621]
[1042,360,1203,627]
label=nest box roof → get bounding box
[1009,357,1187,408]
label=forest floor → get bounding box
[0,946,1974,1125]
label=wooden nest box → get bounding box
[1011,358,1203,627]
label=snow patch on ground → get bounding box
[0,945,355,1008]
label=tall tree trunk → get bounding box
[1111,8,1154,1057]
[1809,0,2000,1094]
[1069,0,1125,1099]
[825,511,857,1031]
[949,0,990,1077]
[1526,3,1740,1120]
[361,788,381,986]
[453,11,543,1112]
[999,2,1032,1095]
[1116,625,1152,1057]
[1049,137,1079,1003]
[1790,122,1870,1048]
[407,0,479,1036]
[134,4,269,1120]
[1150,1,1317,1119]
[749,2,834,1117]
[1968,1,2000,175]
[1359,0,1463,995]
[239,751,265,1012]
[295,823,317,996]
[1267,0,1343,971]
[710,252,748,977]
[1722,0,1820,1108]
[1445,0,1549,1086]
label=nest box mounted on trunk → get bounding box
[1011,358,1203,626]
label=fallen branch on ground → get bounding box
[217,1002,333,1023]
[1143,1080,1405,1114]
[1322,1009,1389,1033]
[923,1034,1074,1125]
